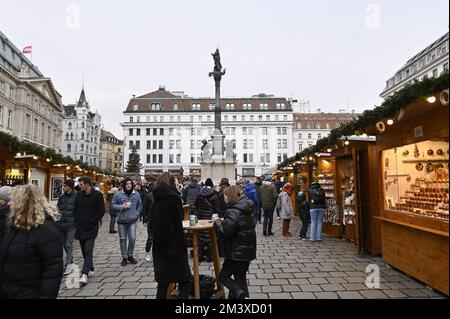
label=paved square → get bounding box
[58,215,447,299]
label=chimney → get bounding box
[159,85,165,91]
[132,95,136,99]
[317,108,321,113]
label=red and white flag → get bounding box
[22,45,32,54]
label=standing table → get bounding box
[182,220,225,299]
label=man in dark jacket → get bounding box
[56,179,77,275]
[260,177,278,236]
[194,178,221,263]
[0,186,12,244]
[73,176,105,286]
[142,183,155,262]
[214,191,257,299]
[182,177,200,205]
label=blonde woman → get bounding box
[0,184,63,298]
[213,185,256,299]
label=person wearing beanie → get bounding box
[275,182,294,237]
[56,179,78,275]
[112,178,142,266]
[0,186,13,244]
[260,178,278,236]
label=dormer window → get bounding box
[151,103,161,111]
[173,103,178,111]
[209,104,215,110]
[192,103,201,111]
[243,103,252,110]
[259,103,269,110]
[133,104,138,111]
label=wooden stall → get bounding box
[375,96,449,295]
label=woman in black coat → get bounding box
[150,173,192,299]
[0,184,63,299]
[213,186,257,299]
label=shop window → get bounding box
[382,139,449,220]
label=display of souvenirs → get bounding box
[384,140,449,220]
[318,170,340,225]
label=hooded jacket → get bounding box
[296,191,310,222]
[56,189,77,230]
[150,184,192,283]
[244,182,259,208]
[275,190,293,220]
[111,189,142,224]
[260,181,278,210]
[214,196,257,261]
[183,181,200,205]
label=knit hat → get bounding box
[0,186,13,202]
[219,178,230,187]
[282,183,293,194]
[64,179,75,189]
[205,178,214,188]
[265,175,272,182]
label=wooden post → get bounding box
[209,228,223,292]
[192,233,200,299]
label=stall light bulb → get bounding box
[46,158,51,162]
[309,157,313,161]
[344,140,350,146]
[387,119,394,126]
[16,153,21,157]
[66,166,71,170]
[361,133,368,137]
[33,156,38,160]
[426,96,436,104]
[327,148,332,153]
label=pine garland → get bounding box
[0,131,122,177]
[278,71,449,169]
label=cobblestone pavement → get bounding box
[58,215,447,299]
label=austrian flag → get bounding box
[22,45,32,54]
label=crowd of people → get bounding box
[0,173,327,299]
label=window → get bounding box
[250,115,254,121]
[243,153,248,163]
[433,69,438,78]
[129,141,133,149]
[151,103,161,111]
[176,154,181,163]
[243,127,247,135]
[169,154,174,164]
[259,103,268,110]
[7,111,12,129]
[284,115,288,121]
[266,115,270,121]
[147,141,151,149]
[318,133,322,139]
[262,127,268,135]
[326,123,330,129]
[277,153,282,163]
[34,119,38,138]
[209,104,215,110]
[241,115,245,121]
[232,115,237,121]
[249,140,254,149]
[136,116,140,122]
[231,127,236,135]
[299,143,303,151]
[159,140,163,149]
[159,154,163,163]
[173,103,178,111]
[243,139,248,149]
[308,133,312,139]
[298,133,302,139]
[282,127,287,135]
[283,154,288,161]
[224,115,228,121]
[147,154,151,163]
[282,139,287,148]
[153,128,157,135]
[277,139,281,148]
[170,140,175,149]
[277,127,281,135]
[129,128,133,136]
[146,128,150,135]
[207,115,211,122]
[80,144,84,151]
[262,139,268,149]
[192,103,201,111]
[176,140,181,149]
[67,144,71,152]
[154,116,158,122]
[258,115,263,121]
[153,154,157,163]
[136,128,141,136]
[153,140,157,149]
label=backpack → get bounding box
[310,187,325,206]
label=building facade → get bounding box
[0,31,64,150]
[380,32,449,99]
[100,129,123,173]
[293,111,359,153]
[121,87,294,179]
[61,88,102,166]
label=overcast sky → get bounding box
[1,0,448,138]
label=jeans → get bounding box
[79,238,95,275]
[220,259,250,299]
[118,222,137,258]
[310,208,325,241]
[257,206,262,222]
[109,213,117,232]
[145,224,153,253]
[156,281,191,299]
[63,225,76,265]
[263,208,274,233]
[299,219,309,238]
